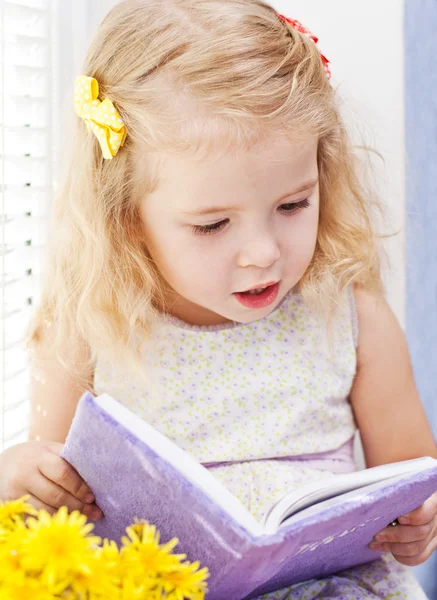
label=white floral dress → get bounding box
[94,289,427,599]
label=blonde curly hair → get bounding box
[26,0,383,389]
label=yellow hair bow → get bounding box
[74,75,127,160]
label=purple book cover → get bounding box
[61,392,437,600]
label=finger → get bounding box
[398,492,437,526]
[392,539,437,567]
[29,473,101,517]
[39,450,95,505]
[394,555,428,568]
[22,494,102,521]
[374,522,434,544]
[22,494,58,516]
[376,536,432,558]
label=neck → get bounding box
[161,291,232,327]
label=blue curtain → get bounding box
[404,1,437,597]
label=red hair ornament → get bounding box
[278,14,331,79]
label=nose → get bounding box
[237,226,281,269]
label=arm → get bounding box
[351,287,437,566]
[350,286,437,467]
[0,327,101,518]
[28,325,94,443]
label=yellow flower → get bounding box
[97,538,122,576]
[0,519,29,581]
[21,507,101,590]
[122,521,162,548]
[120,520,208,599]
[159,561,209,600]
[121,522,180,580]
[119,574,151,600]
[123,520,182,563]
[0,501,208,600]
[0,573,55,600]
[0,496,37,532]
[70,540,121,600]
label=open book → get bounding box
[62,392,437,600]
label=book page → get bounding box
[263,456,437,533]
[272,471,428,532]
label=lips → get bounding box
[242,281,277,293]
[233,281,280,309]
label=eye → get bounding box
[192,219,229,235]
[279,199,310,214]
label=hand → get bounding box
[0,440,103,521]
[369,491,437,566]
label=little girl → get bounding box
[1,1,436,598]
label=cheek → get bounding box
[281,210,319,264]
[148,229,229,290]
[142,224,184,286]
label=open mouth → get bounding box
[233,281,280,309]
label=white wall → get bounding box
[80,0,406,326]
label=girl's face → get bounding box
[140,133,319,326]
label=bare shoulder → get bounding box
[353,286,400,361]
[350,285,437,466]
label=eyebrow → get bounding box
[183,178,319,217]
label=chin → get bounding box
[230,304,280,324]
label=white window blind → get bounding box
[1,0,56,451]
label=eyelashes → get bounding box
[279,198,310,213]
[192,219,229,235]
[191,198,310,236]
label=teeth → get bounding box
[248,288,264,295]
